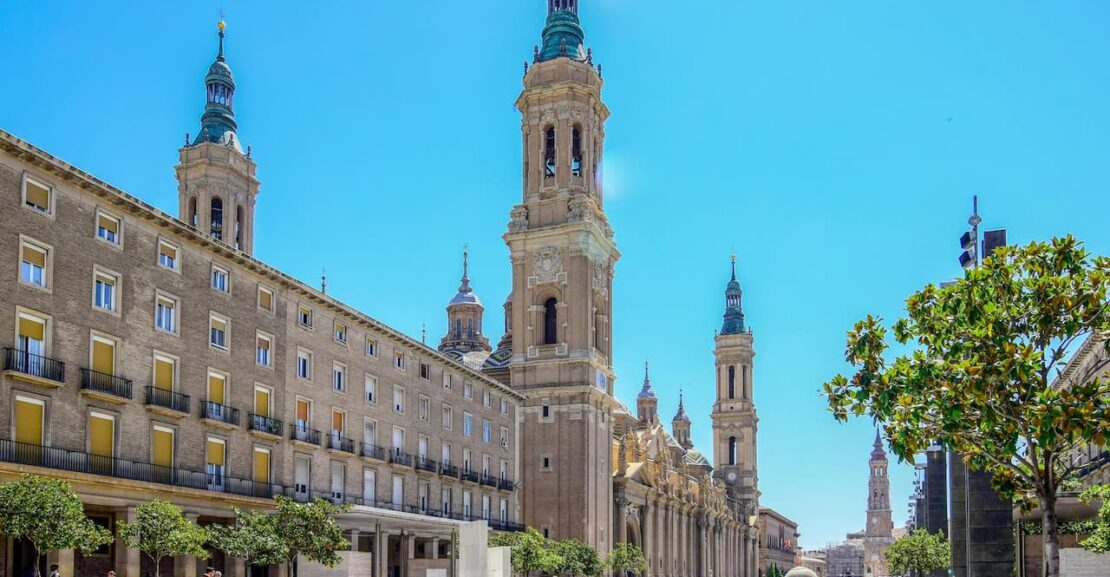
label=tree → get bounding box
[117,500,209,577]
[207,508,286,570]
[489,527,563,575]
[606,543,648,576]
[0,475,113,577]
[271,496,350,577]
[551,539,603,577]
[884,529,950,577]
[824,236,1110,577]
[1078,484,1110,554]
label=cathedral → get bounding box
[439,2,761,575]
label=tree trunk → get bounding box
[33,549,41,577]
[1041,493,1060,577]
[154,555,162,577]
[286,556,295,577]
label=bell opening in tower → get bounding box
[544,127,556,179]
[571,126,582,177]
[210,197,223,240]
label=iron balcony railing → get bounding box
[249,414,284,436]
[291,424,321,445]
[498,477,514,491]
[481,474,498,487]
[361,443,386,461]
[326,434,355,453]
[390,449,414,467]
[415,457,439,473]
[144,386,190,413]
[462,469,480,483]
[201,401,240,426]
[4,348,65,382]
[440,463,459,478]
[80,369,132,399]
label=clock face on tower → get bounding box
[870,515,877,525]
[727,472,737,482]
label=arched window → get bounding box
[728,437,738,466]
[188,197,198,227]
[210,197,224,240]
[543,298,558,345]
[727,366,736,399]
[571,126,582,177]
[544,127,556,179]
[455,319,462,339]
[235,205,244,249]
[467,318,474,338]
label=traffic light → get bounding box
[959,230,976,269]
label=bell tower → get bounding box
[507,0,618,553]
[865,430,894,577]
[175,19,260,255]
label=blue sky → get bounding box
[3,0,1110,549]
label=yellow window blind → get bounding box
[212,318,227,333]
[21,245,46,268]
[18,316,45,341]
[254,389,270,417]
[296,399,309,422]
[89,413,114,458]
[208,375,226,404]
[25,180,49,210]
[154,358,174,390]
[152,428,174,468]
[253,449,270,484]
[92,339,115,375]
[159,243,176,261]
[206,440,225,467]
[98,214,119,235]
[14,398,44,445]
[332,411,345,433]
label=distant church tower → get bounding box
[671,388,692,450]
[176,20,260,255]
[865,431,894,577]
[507,0,619,553]
[710,255,760,577]
[636,362,657,425]
[439,249,492,354]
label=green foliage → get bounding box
[823,236,1110,577]
[271,496,350,577]
[1079,484,1110,553]
[207,507,286,568]
[117,500,209,577]
[884,529,950,575]
[0,475,113,577]
[766,564,785,577]
[551,539,604,577]
[605,542,648,575]
[489,527,564,575]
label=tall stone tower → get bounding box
[636,362,658,425]
[439,249,492,354]
[506,0,619,552]
[671,388,693,450]
[865,430,894,577]
[176,20,260,255]
[710,255,760,575]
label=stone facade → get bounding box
[863,433,893,577]
[824,539,864,577]
[758,508,798,577]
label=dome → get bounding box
[206,59,234,84]
[785,568,818,577]
[449,291,481,306]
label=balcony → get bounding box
[361,443,386,461]
[462,469,480,484]
[498,477,514,491]
[415,457,438,474]
[291,424,321,446]
[440,463,459,478]
[144,386,190,416]
[326,434,355,454]
[248,414,283,439]
[481,474,498,487]
[4,348,65,387]
[201,401,240,428]
[489,519,526,532]
[80,369,132,402]
[389,449,414,468]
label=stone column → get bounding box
[644,501,655,577]
[46,549,74,577]
[404,533,416,577]
[375,526,388,577]
[655,501,665,577]
[174,513,200,577]
[431,538,440,560]
[117,507,141,577]
[617,498,628,545]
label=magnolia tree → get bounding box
[117,500,209,577]
[271,496,350,577]
[0,475,113,577]
[1079,485,1110,554]
[884,529,950,577]
[207,507,286,570]
[824,236,1110,577]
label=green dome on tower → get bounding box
[537,0,588,62]
[192,20,242,153]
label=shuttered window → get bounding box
[158,241,178,270]
[151,427,174,468]
[24,179,51,213]
[253,448,270,484]
[18,315,45,342]
[20,242,48,287]
[207,439,225,468]
[332,410,345,435]
[254,388,271,418]
[154,357,175,391]
[210,316,228,349]
[91,338,115,376]
[97,213,120,244]
[88,412,114,458]
[208,373,226,405]
[14,397,44,445]
[258,287,274,312]
[296,399,310,425]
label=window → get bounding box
[463,382,473,400]
[728,366,736,400]
[482,455,491,477]
[364,374,377,404]
[334,321,347,343]
[152,426,175,469]
[419,396,430,421]
[483,390,491,407]
[258,286,274,312]
[728,436,738,466]
[253,447,271,485]
[544,126,556,179]
[206,437,225,489]
[442,487,453,515]
[207,371,228,412]
[393,386,405,414]
[155,293,178,334]
[393,351,405,370]
[500,499,509,524]
[333,363,346,392]
[89,334,116,376]
[441,443,452,466]
[442,404,453,430]
[482,494,491,520]
[541,456,552,470]
[256,332,273,367]
[543,298,558,344]
[363,419,377,448]
[463,412,473,437]
[210,197,224,241]
[158,241,179,271]
[499,460,508,481]
[419,362,430,380]
[295,398,312,429]
[295,455,311,499]
[363,469,377,504]
[211,265,230,293]
[23,176,52,214]
[443,372,453,390]
[571,125,583,177]
[96,211,121,245]
[541,405,550,419]
[93,268,119,312]
[500,427,509,449]
[392,427,405,454]
[463,449,472,473]
[331,409,346,438]
[296,349,312,380]
[463,491,472,518]
[500,399,509,414]
[89,412,116,460]
[482,419,492,444]
[366,337,378,357]
[152,353,177,393]
[209,314,229,350]
[13,395,44,446]
[298,305,313,328]
[254,385,272,418]
[19,239,49,289]
[392,475,404,509]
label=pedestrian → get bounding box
[204,567,215,577]
[107,570,116,577]
[48,565,60,577]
